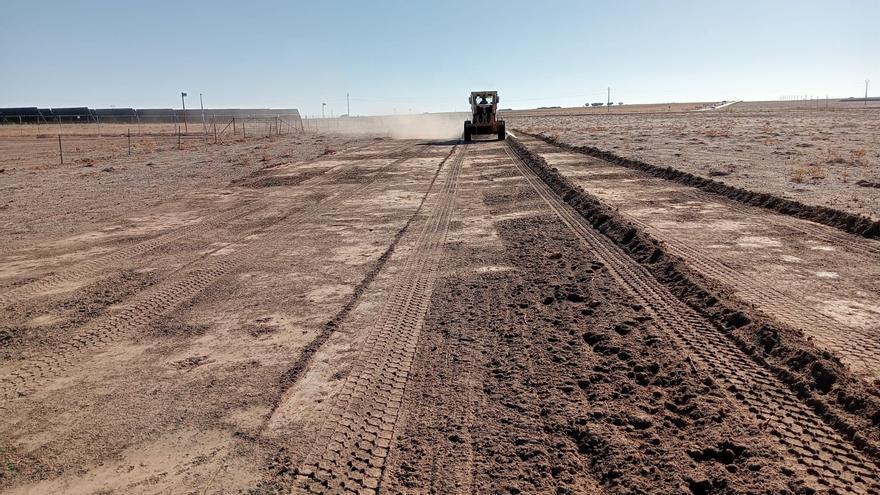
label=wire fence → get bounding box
[0,113,306,167]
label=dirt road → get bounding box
[1,133,878,494]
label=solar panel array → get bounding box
[0,107,302,124]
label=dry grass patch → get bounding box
[849,148,868,167]
[823,148,869,167]
[702,128,729,138]
[790,165,826,184]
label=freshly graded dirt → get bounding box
[1,116,879,494]
[380,183,803,493]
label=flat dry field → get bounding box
[1,109,879,494]
[508,101,880,220]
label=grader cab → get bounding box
[464,91,505,142]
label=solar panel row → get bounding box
[0,107,302,124]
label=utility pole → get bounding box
[200,93,207,136]
[347,93,350,116]
[180,92,188,134]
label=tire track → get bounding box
[0,141,412,310]
[520,136,880,379]
[678,187,880,258]
[294,144,465,494]
[610,213,880,381]
[519,131,880,239]
[0,139,395,252]
[505,143,880,493]
[0,201,262,308]
[527,133,880,257]
[0,145,427,404]
[267,144,456,422]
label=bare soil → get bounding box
[508,101,880,220]
[1,116,878,494]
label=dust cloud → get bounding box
[306,112,468,140]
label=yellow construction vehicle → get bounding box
[464,91,505,142]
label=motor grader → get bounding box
[464,91,505,142]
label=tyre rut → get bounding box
[0,141,413,310]
[0,145,427,404]
[619,213,880,382]
[517,135,880,381]
[294,144,465,494]
[504,143,880,493]
[523,134,880,257]
[519,132,880,239]
[264,144,457,428]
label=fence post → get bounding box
[242,121,246,138]
[213,121,217,144]
[177,125,181,149]
[58,134,63,164]
[128,128,131,155]
[233,117,236,136]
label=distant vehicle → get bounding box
[591,102,604,107]
[617,102,623,105]
[463,90,505,142]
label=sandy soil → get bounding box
[508,101,880,220]
[1,123,878,494]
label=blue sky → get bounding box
[1,0,877,116]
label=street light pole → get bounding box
[180,92,188,134]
